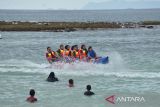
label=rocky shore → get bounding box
[0,21,159,32]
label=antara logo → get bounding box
[105,95,115,104]
[106,95,145,104]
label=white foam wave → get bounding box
[0,58,160,78]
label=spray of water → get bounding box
[0,52,159,78]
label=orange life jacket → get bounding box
[79,49,87,59]
[73,50,80,58]
[82,50,87,57]
[65,49,71,56]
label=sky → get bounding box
[0,0,160,10]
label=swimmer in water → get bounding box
[84,85,95,96]
[68,79,74,87]
[26,89,37,103]
[47,72,58,82]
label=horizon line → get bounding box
[0,8,160,11]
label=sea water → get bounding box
[0,9,160,22]
[0,28,160,107]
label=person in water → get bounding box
[79,44,88,60]
[81,44,88,55]
[68,79,74,87]
[26,89,37,103]
[64,45,72,57]
[47,72,58,82]
[87,46,97,60]
[46,47,58,64]
[84,85,95,96]
[72,45,80,59]
[57,44,65,57]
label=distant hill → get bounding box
[83,0,160,10]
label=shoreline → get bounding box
[0,21,159,32]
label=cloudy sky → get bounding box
[1,0,160,10]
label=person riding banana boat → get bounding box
[57,44,65,57]
[72,45,80,60]
[87,46,99,62]
[46,47,59,64]
[79,44,88,61]
[63,45,74,63]
[46,45,109,64]
[64,45,72,57]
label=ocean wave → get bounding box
[0,59,160,79]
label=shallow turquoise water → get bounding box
[0,28,160,107]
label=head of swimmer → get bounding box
[86,85,92,91]
[30,89,35,97]
[48,72,55,78]
[68,79,74,87]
